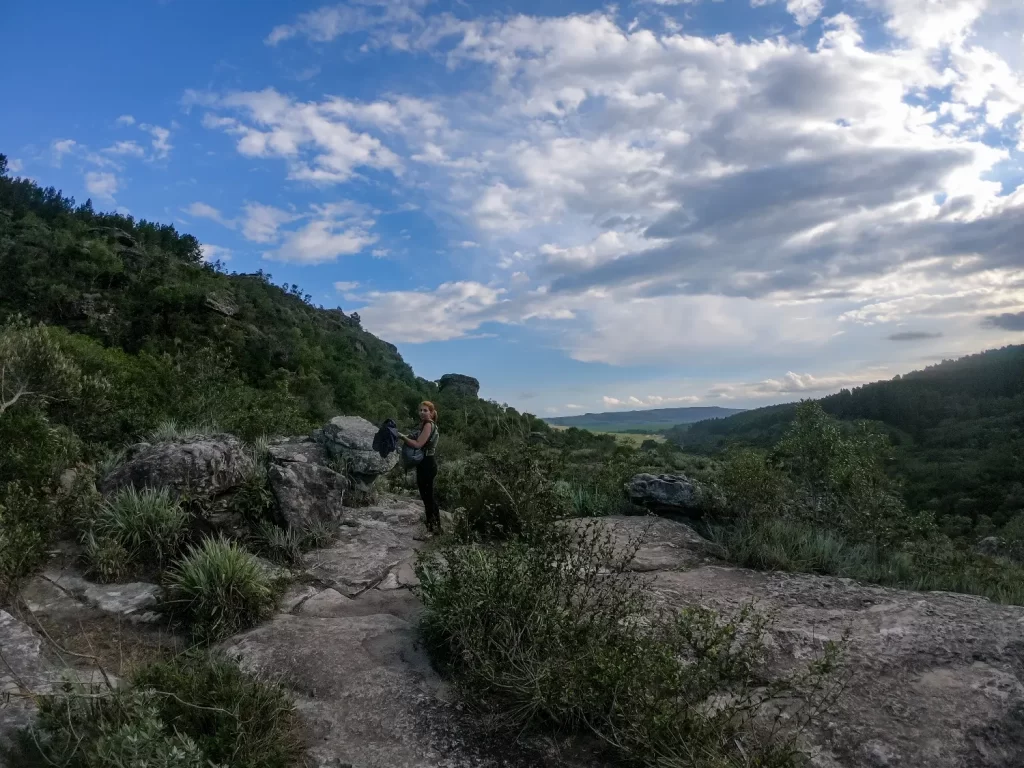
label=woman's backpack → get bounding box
[402,421,439,469]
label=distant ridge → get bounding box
[545,406,745,432]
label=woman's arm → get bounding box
[402,422,432,449]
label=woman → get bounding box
[399,401,441,534]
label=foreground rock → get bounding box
[319,416,399,494]
[586,515,1024,768]
[625,472,708,516]
[268,439,349,530]
[0,611,55,755]
[100,434,248,501]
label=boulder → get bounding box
[438,373,480,398]
[580,515,1024,768]
[319,416,398,491]
[626,473,706,516]
[99,435,247,501]
[268,439,349,531]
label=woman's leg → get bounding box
[417,458,440,531]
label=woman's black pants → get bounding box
[416,456,441,531]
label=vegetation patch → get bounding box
[417,518,842,768]
[10,653,303,768]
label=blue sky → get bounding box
[3,0,1024,416]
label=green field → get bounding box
[551,425,666,446]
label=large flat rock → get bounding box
[573,514,1024,768]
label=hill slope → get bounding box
[0,154,544,449]
[668,346,1024,537]
[546,406,744,432]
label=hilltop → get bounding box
[545,406,744,433]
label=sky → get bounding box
[3,0,1024,417]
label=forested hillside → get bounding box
[0,153,544,451]
[545,406,744,432]
[668,347,1024,537]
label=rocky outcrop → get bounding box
[99,435,248,501]
[438,373,480,398]
[583,515,1024,768]
[267,438,349,531]
[319,416,398,493]
[625,472,708,516]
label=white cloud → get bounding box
[371,248,390,258]
[51,139,77,165]
[194,88,432,184]
[266,0,432,46]
[358,281,506,342]
[334,281,361,291]
[751,0,825,26]
[103,140,146,157]
[200,244,233,263]
[8,158,23,174]
[565,403,584,410]
[241,203,299,243]
[116,115,136,126]
[602,396,623,407]
[139,123,173,159]
[262,203,378,264]
[707,369,890,400]
[84,171,118,201]
[185,202,236,228]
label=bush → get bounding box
[12,654,302,768]
[84,487,187,581]
[439,441,571,540]
[230,439,276,526]
[0,482,54,596]
[131,654,303,768]
[163,536,278,642]
[417,520,841,767]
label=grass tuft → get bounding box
[163,536,278,642]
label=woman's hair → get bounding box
[419,401,438,421]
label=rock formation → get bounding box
[267,438,349,530]
[625,472,708,516]
[438,373,480,398]
[319,415,399,494]
[99,434,248,501]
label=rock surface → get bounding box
[268,439,349,530]
[320,416,398,491]
[19,567,163,625]
[0,611,55,755]
[584,515,1024,768]
[99,435,248,501]
[438,373,481,398]
[625,472,706,516]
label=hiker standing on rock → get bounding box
[399,401,441,534]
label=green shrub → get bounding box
[417,520,841,767]
[250,521,304,566]
[439,441,570,540]
[230,440,276,526]
[84,487,187,579]
[81,531,131,583]
[12,654,302,768]
[0,482,54,596]
[163,536,277,642]
[131,654,303,768]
